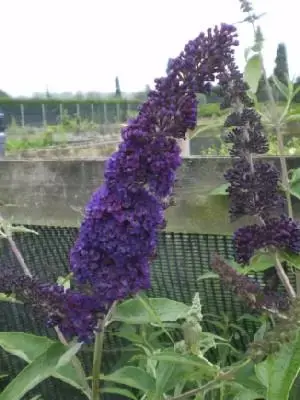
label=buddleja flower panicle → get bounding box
[218,64,253,109]
[0,271,103,342]
[211,255,289,311]
[70,24,241,310]
[225,159,285,220]
[233,215,300,265]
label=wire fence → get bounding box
[0,226,291,399]
[2,102,139,131]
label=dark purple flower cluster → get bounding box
[225,160,285,220]
[217,44,300,276]
[71,186,164,302]
[207,34,300,308]
[105,135,182,198]
[211,255,289,311]
[70,24,241,306]
[218,62,253,109]
[0,271,102,342]
[224,108,269,157]
[233,215,300,264]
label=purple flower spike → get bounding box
[70,24,241,307]
[211,255,290,311]
[233,215,300,265]
[225,159,285,220]
[0,271,102,342]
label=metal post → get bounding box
[91,103,94,122]
[103,103,108,135]
[103,103,108,123]
[41,104,47,127]
[76,103,80,133]
[59,103,63,123]
[0,111,6,157]
[20,104,25,128]
[116,102,121,123]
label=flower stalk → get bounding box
[273,252,296,298]
[243,1,296,291]
[91,321,105,400]
[91,302,117,400]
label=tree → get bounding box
[274,43,289,85]
[0,90,10,98]
[115,76,122,97]
[46,85,51,99]
[256,75,269,102]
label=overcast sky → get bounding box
[1,0,298,96]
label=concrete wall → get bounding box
[0,156,300,234]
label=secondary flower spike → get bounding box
[70,24,240,306]
[211,254,289,311]
[212,32,300,302]
[0,271,102,342]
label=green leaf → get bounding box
[233,388,265,400]
[113,297,189,324]
[100,367,156,393]
[100,387,138,400]
[0,293,22,304]
[241,252,275,274]
[271,75,289,99]
[0,342,81,400]
[292,86,300,101]
[197,272,220,281]
[288,179,300,200]
[279,250,300,270]
[149,351,218,377]
[254,320,268,342]
[0,333,88,396]
[255,331,300,400]
[135,294,175,342]
[286,113,300,123]
[0,332,53,363]
[288,168,300,198]
[155,361,176,396]
[209,183,229,196]
[55,341,82,369]
[234,361,266,397]
[114,325,144,344]
[10,226,38,235]
[244,46,252,61]
[289,168,300,185]
[56,273,72,290]
[0,375,8,380]
[244,54,262,94]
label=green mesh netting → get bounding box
[0,226,292,399]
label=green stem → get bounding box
[91,302,117,400]
[54,326,92,398]
[91,321,105,400]
[273,252,296,298]
[168,359,251,400]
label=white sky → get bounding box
[0,0,298,96]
